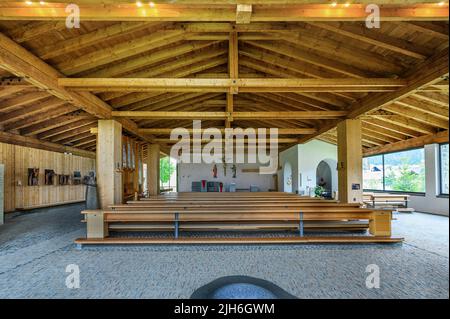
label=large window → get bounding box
[363,148,425,193]
[160,156,177,192]
[440,143,449,195]
[363,155,384,190]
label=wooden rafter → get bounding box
[364,130,449,156]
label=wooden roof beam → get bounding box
[0,32,111,117]
[0,3,447,22]
[111,111,348,119]
[0,32,153,143]
[58,77,407,93]
[236,4,252,24]
[138,127,317,135]
[363,130,449,156]
[298,47,449,143]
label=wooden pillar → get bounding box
[97,120,122,208]
[337,119,363,204]
[133,141,140,195]
[146,143,160,196]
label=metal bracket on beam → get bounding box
[229,79,239,94]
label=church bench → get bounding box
[78,205,399,244]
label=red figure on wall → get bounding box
[213,164,218,178]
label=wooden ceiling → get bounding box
[0,1,448,158]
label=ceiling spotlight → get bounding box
[344,2,350,7]
[438,1,445,5]
[39,1,45,4]
[149,1,155,7]
[25,1,33,5]
[136,1,142,7]
[331,2,338,7]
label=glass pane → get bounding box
[440,144,449,195]
[384,148,425,193]
[363,155,384,190]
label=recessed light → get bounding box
[136,1,142,7]
[39,1,45,4]
[331,2,338,7]
[344,2,350,7]
[25,1,33,5]
[438,1,446,6]
[149,1,155,7]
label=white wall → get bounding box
[278,140,338,195]
[178,162,275,192]
[298,140,338,196]
[278,145,299,193]
[408,144,449,216]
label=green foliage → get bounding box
[384,157,425,192]
[160,157,175,184]
[314,186,325,197]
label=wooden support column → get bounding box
[226,31,238,128]
[133,141,140,196]
[97,120,123,208]
[337,119,363,204]
[146,143,160,196]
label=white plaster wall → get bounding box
[408,144,449,216]
[297,140,338,196]
[278,145,299,193]
[178,162,275,192]
[278,140,338,195]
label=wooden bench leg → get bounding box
[86,211,108,239]
[369,211,392,237]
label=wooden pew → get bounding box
[76,198,402,245]
[364,192,412,212]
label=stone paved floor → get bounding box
[0,203,448,299]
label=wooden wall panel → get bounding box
[0,142,95,212]
[0,142,15,212]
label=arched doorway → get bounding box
[283,162,293,193]
[316,160,332,195]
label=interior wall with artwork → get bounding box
[0,142,95,212]
[177,161,275,192]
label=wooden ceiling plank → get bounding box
[382,104,449,129]
[58,30,186,76]
[364,130,449,156]
[0,97,66,125]
[6,105,77,132]
[243,40,370,78]
[0,91,49,112]
[36,21,165,60]
[306,22,432,60]
[369,114,437,135]
[86,40,222,78]
[0,32,112,118]
[0,130,95,158]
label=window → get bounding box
[363,148,426,193]
[363,155,384,190]
[160,156,177,192]
[440,143,449,195]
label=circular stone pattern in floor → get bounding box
[191,276,296,299]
